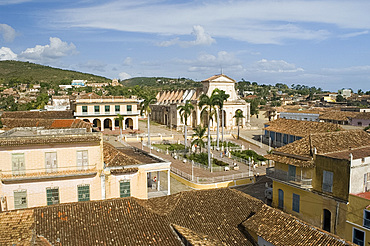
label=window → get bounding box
[78,185,90,202]
[115,105,120,112]
[120,180,130,198]
[353,228,365,246]
[82,106,87,113]
[77,150,88,170]
[105,105,110,113]
[126,105,132,112]
[45,152,57,173]
[288,165,296,181]
[46,188,60,205]
[364,210,370,229]
[14,190,27,209]
[364,173,370,192]
[278,189,284,209]
[94,105,100,113]
[323,170,333,193]
[292,193,300,213]
[12,153,25,176]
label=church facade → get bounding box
[151,74,250,131]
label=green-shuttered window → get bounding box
[14,190,27,209]
[46,188,60,205]
[120,180,130,198]
[78,185,90,202]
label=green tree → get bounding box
[191,125,207,153]
[177,100,194,153]
[114,114,125,140]
[336,95,346,102]
[140,93,157,148]
[212,89,230,148]
[233,109,245,139]
[198,91,218,171]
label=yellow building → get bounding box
[346,193,370,246]
[72,92,140,131]
[266,130,370,242]
[0,127,104,211]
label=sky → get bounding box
[0,0,370,92]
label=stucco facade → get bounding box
[152,74,250,131]
[73,93,140,131]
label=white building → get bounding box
[152,74,250,130]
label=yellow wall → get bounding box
[345,194,370,245]
[272,181,348,238]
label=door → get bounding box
[323,209,331,232]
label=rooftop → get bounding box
[266,130,370,167]
[1,118,91,130]
[319,110,358,121]
[0,189,354,246]
[264,118,344,137]
[324,145,370,160]
[1,110,74,119]
[352,112,370,120]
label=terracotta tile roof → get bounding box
[323,145,370,160]
[242,205,355,246]
[352,112,370,120]
[49,119,92,129]
[0,189,353,246]
[110,167,139,175]
[266,130,370,167]
[103,142,141,167]
[352,191,370,200]
[0,134,101,147]
[1,118,92,130]
[319,110,358,121]
[1,110,74,119]
[264,118,344,137]
[0,209,35,245]
[172,224,224,246]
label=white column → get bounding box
[167,169,171,195]
[157,171,160,191]
[100,118,104,131]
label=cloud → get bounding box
[252,59,304,73]
[0,47,17,60]
[339,30,369,39]
[176,51,242,73]
[19,37,77,63]
[159,25,215,47]
[123,57,132,66]
[119,72,132,80]
[54,1,370,44]
[322,65,370,74]
[0,0,32,5]
[0,24,16,42]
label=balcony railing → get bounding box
[266,167,312,189]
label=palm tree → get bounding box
[191,125,207,153]
[233,109,245,139]
[177,100,194,153]
[114,114,125,140]
[212,89,230,148]
[198,91,218,171]
[140,93,157,148]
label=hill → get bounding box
[0,60,111,85]
[121,76,202,90]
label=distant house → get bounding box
[59,84,72,90]
[71,80,86,87]
[44,95,71,111]
[263,118,343,147]
[319,110,358,125]
[350,112,370,127]
[280,110,320,122]
[72,92,140,131]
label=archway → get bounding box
[234,109,244,126]
[125,118,133,129]
[104,118,112,130]
[93,119,101,130]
